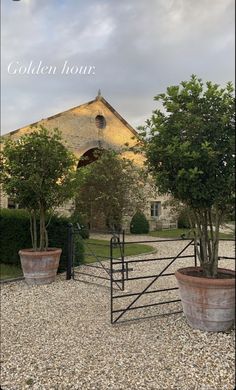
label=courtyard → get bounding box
[1,236,235,390]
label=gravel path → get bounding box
[1,235,235,390]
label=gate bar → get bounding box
[113,299,181,313]
[113,254,195,265]
[114,272,180,282]
[73,271,110,281]
[112,239,194,324]
[113,286,179,299]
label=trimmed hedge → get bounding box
[0,209,84,272]
[130,211,150,234]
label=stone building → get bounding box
[1,92,176,230]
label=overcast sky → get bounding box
[1,0,235,135]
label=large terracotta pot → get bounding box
[175,267,235,332]
[19,248,62,286]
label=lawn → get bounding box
[0,239,154,280]
[148,228,234,239]
[83,238,154,263]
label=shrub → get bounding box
[130,211,149,234]
[47,215,84,271]
[177,209,191,229]
[71,210,90,239]
[0,209,30,267]
[0,209,84,272]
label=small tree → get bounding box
[141,75,235,277]
[130,211,150,234]
[1,126,76,251]
[75,149,146,230]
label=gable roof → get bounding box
[4,95,139,138]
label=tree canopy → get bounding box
[141,75,235,277]
[1,126,76,250]
[75,149,146,231]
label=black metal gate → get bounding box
[66,223,125,290]
[66,226,235,324]
[110,237,197,324]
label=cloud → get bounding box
[1,0,235,134]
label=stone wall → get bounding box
[1,94,176,230]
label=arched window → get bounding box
[95,115,106,129]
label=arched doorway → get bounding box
[77,147,102,168]
[76,147,106,230]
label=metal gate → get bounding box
[66,226,235,324]
[66,223,124,290]
[110,237,197,324]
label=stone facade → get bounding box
[1,93,176,230]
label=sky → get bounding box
[1,0,235,135]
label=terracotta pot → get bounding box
[175,267,235,332]
[19,248,62,286]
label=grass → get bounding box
[148,228,234,239]
[0,263,23,281]
[0,239,155,279]
[83,238,154,263]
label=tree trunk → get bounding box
[45,228,49,251]
[210,208,221,277]
[192,207,221,277]
[33,212,37,250]
[29,213,34,250]
[39,207,46,251]
[29,211,38,250]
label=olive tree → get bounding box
[1,126,76,251]
[141,75,235,277]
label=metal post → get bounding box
[121,230,125,291]
[110,236,114,324]
[194,239,197,267]
[66,223,73,280]
[125,262,129,280]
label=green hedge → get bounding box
[130,211,150,234]
[0,209,84,272]
[177,210,191,229]
[70,210,90,239]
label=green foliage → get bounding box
[1,126,76,250]
[0,209,84,272]
[141,75,235,277]
[177,209,191,229]
[143,76,235,210]
[130,211,150,234]
[71,210,90,239]
[0,209,30,267]
[75,149,146,230]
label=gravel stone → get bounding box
[1,235,235,390]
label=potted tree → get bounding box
[141,75,235,331]
[1,126,76,285]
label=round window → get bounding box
[95,115,106,129]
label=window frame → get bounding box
[150,201,161,218]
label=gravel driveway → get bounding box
[1,235,235,390]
